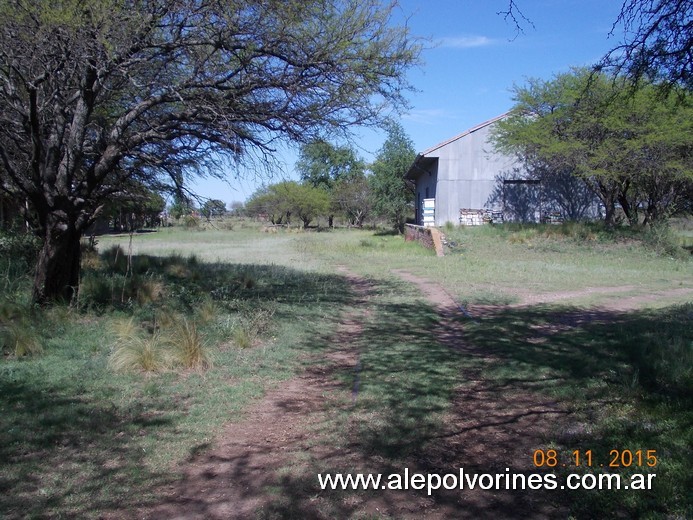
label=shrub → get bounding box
[0,302,43,357]
[231,325,254,349]
[109,318,169,372]
[642,223,687,258]
[101,244,128,274]
[183,214,201,229]
[0,228,40,293]
[195,298,219,325]
[166,317,211,370]
[0,228,40,267]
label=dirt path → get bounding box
[142,267,667,519]
[514,285,693,310]
[389,269,572,519]
[143,267,372,519]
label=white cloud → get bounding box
[437,35,497,49]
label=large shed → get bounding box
[405,113,526,227]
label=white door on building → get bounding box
[423,198,435,227]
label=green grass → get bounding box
[0,231,354,518]
[453,303,692,519]
[1,222,691,518]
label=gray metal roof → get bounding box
[404,112,510,180]
[419,112,510,156]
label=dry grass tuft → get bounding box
[195,298,219,325]
[166,317,212,370]
[109,318,169,372]
[0,302,43,356]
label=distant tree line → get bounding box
[245,123,416,231]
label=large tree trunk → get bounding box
[32,217,82,305]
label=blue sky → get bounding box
[192,0,627,204]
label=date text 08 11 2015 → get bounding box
[533,449,657,468]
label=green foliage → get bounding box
[182,214,201,229]
[169,194,195,220]
[101,182,166,231]
[0,228,40,281]
[494,70,693,227]
[0,226,690,518]
[641,222,688,258]
[332,174,372,227]
[231,304,276,349]
[200,199,227,219]
[0,0,421,303]
[246,181,330,228]
[296,140,368,226]
[369,121,416,232]
[296,140,364,191]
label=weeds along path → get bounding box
[142,266,373,520]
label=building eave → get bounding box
[404,155,438,181]
[419,112,510,157]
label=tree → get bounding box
[283,182,331,229]
[0,0,420,304]
[493,69,693,226]
[245,186,288,225]
[500,0,692,89]
[169,194,195,221]
[106,184,166,231]
[245,181,329,228]
[229,201,246,217]
[332,174,372,227]
[600,0,692,90]
[295,140,364,227]
[369,122,416,232]
[201,199,227,220]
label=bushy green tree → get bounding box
[169,195,195,221]
[245,187,287,225]
[201,199,227,220]
[332,175,372,227]
[106,185,166,231]
[493,70,692,226]
[296,141,365,227]
[369,122,416,232]
[246,182,330,228]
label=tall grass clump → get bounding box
[0,301,42,356]
[231,303,276,349]
[167,316,212,369]
[642,223,688,258]
[109,318,168,372]
[3,322,43,356]
[0,227,39,295]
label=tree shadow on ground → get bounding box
[11,249,688,519]
[0,376,178,519]
[0,256,370,519]
[251,296,691,519]
[77,250,361,321]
